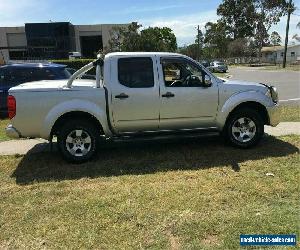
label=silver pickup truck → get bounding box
[6,52,280,163]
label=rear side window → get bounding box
[31,68,57,81]
[8,68,33,84]
[0,68,7,86]
[118,57,154,88]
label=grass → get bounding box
[260,65,300,72]
[0,119,9,141]
[0,135,299,249]
[229,64,300,71]
[279,106,300,122]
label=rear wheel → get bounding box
[57,119,98,163]
[223,108,264,148]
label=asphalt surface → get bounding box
[228,67,300,104]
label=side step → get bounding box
[111,129,220,143]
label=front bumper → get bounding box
[266,104,280,127]
[5,124,21,139]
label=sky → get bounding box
[0,0,299,46]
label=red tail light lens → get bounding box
[7,95,16,119]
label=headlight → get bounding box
[270,86,278,103]
[266,86,278,103]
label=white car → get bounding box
[6,52,280,163]
[210,61,228,73]
[69,52,82,60]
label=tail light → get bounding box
[7,95,16,119]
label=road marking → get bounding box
[279,98,300,102]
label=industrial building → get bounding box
[0,22,129,62]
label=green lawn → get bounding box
[0,119,9,141]
[260,65,300,72]
[228,65,300,71]
[0,135,299,249]
[280,106,300,122]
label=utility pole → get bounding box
[197,25,200,62]
[283,0,292,68]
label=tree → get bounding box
[217,0,256,39]
[283,0,295,67]
[216,0,292,58]
[179,44,199,60]
[270,31,282,45]
[253,0,291,57]
[204,21,231,58]
[227,38,248,57]
[179,30,205,60]
[107,23,177,53]
[140,27,177,52]
[292,22,300,42]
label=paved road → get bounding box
[228,67,300,104]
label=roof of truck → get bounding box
[105,52,183,58]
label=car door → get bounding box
[108,55,160,133]
[158,57,219,130]
[0,68,9,114]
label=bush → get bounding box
[50,59,96,74]
[50,59,94,70]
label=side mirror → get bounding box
[203,75,212,87]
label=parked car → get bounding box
[6,52,279,163]
[0,63,70,116]
[65,68,96,80]
[200,60,210,68]
[69,52,82,60]
[210,61,228,73]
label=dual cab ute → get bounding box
[6,52,280,163]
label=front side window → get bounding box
[162,58,206,87]
[118,57,154,88]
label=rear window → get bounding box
[118,57,154,88]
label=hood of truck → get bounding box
[9,79,97,93]
[221,79,269,94]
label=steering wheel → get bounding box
[170,75,192,87]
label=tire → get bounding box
[223,108,264,148]
[57,119,98,163]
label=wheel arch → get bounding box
[225,101,269,126]
[216,91,272,130]
[40,99,112,139]
[51,111,104,137]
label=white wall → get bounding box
[275,45,300,63]
[0,26,26,62]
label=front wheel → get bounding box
[57,119,98,163]
[223,108,264,148]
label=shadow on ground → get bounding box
[11,135,299,185]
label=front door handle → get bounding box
[162,92,175,98]
[115,93,129,99]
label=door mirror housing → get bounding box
[203,75,212,87]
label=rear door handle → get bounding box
[162,92,175,98]
[115,93,129,99]
[0,90,3,93]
